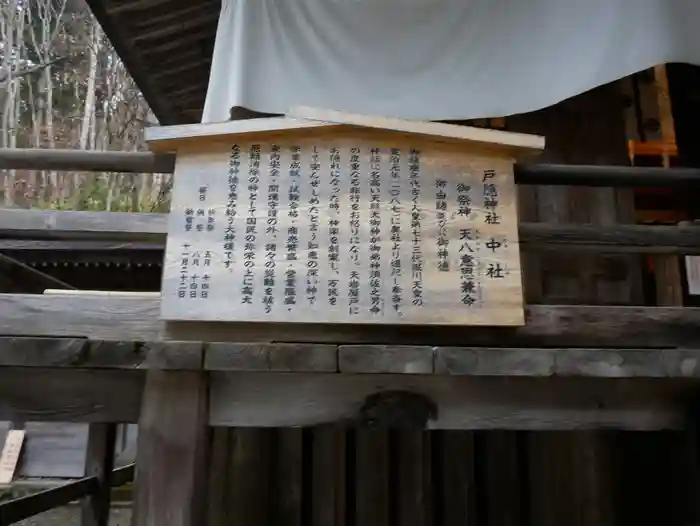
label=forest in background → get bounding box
[0,0,170,212]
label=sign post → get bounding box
[147,108,544,326]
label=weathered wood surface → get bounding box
[0,366,696,430]
[0,369,144,423]
[0,147,176,173]
[5,338,700,378]
[3,208,700,254]
[132,370,209,526]
[209,372,692,430]
[0,422,88,479]
[1,147,699,187]
[81,423,117,526]
[1,294,700,347]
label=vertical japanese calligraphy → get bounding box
[348,147,361,316]
[409,149,425,307]
[241,145,260,305]
[223,145,240,270]
[163,138,524,326]
[389,148,403,315]
[328,147,341,306]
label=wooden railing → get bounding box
[0,423,134,526]
[1,148,700,525]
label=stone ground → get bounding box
[16,504,131,525]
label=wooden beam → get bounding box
[0,148,175,173]
[132,12,219,43]
[132,370,209,526]
[81,423,118,526]
[1,294,699,347]
[2,209,700,253]
[0,368,144,422]
[0,476,97,524]
[209,373,689,430]
[0,148,698,187]
[3,337,700,378]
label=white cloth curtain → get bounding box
[202,0,700,123]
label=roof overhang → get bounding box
[86,0,220,125]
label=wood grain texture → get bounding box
[0,147,175,173]
[395,430,433,526]
[205,343,336,372]
[3,294,700,347]
[5,337,700,378]
[0,208,167,240]
[311,426,346,526]
[81,423,117,526]
[287,106,545,154]
[227,428,271,526]
[162,138,524,326]
[209,373,688,430]
[0,369,143,423]
[339,345,434,374]
[132,371,209,526]
[438,431,477,526]
[355,430,390,526]
[2,207,699,253]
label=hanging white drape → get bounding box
[202,0,700,123]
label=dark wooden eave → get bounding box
[86,0,220,124]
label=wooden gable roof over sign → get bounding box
[86,0,222,125]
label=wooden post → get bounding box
[132,370,209,526]
[652,64,685,306]
[81,423,117,526]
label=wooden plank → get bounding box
[6,337,700,379]
[0,209,167,240]
[81,423,117,526]
[438,431,476,526]
[356,430,390,526]
[3,208,700,254]
[209,373,687,430]
[206,428,230,526]
[271,428,303,526]
[0,146,699,186]
[205,343,337,372]
[339,345,433,374]
[0,369,144,423]
[478,431,524,526]
[163,140,524,327]
[0,429,24,484]
[2,294,700,347]
[144,117,340,147]
[17,423,89,478]
[0,476,97,524]
[0,147,175,173]
[227,428,272,526]
[0,338,202,370]
[132,371,209,526]
[395,430,432,526]
[288,106,545,154]
[311,426,346,526]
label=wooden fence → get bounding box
[1,148,700,525]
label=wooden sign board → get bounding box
[149,111,544,326]
[0,429,25,484]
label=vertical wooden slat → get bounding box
[272,428,303,526]
[439,431,476,526]
[81,423,117,526]
[228,428,271,526]
[356,429,389,526]
[312,426,346,526]
[395,430,432,526]
[132,371,209,526]
[207,428,230,526]
[479,431,524,526]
